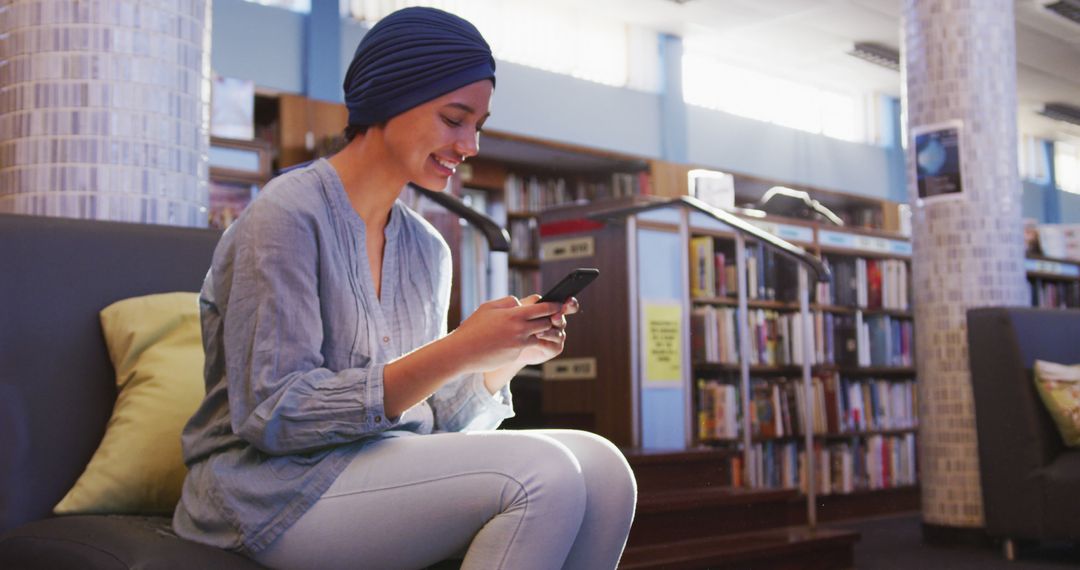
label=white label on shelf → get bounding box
[748,220,814,243]
[820,230,910,256]
[889,240,913,255]
[1026,258,1080,277]
[541,237,594,261]
[543,357,597,380]
[820,230,856,248]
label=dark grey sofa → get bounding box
[0,213,262,569]
[967,307,1080,556]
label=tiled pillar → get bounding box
[902,0,1028,528]
[0,0,212,227]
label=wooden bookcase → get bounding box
[538,202,920,511]
[1025,255,1080,308]
[459,133,651,299]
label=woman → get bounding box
[174,7,637,570]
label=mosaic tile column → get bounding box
[0,0,212,227]
[902,0,1028,528]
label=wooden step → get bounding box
[620,526,860,570]
[624,447,739,494]
[630,486,800,547]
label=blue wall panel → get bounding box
[685,105,894,200]
[483,62,663,160]
[1059,191,1080,224]
[636,227,686,449]
[1022,180,1046,222]
[212,0,305,93]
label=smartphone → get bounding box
[538,268,600,304]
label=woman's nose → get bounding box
[456,131,480,158]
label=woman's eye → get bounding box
[443,116,462,127]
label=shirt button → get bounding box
[382,336,390,343]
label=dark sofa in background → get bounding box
[0,213,262,569]
[967,307,1080,559]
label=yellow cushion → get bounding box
[1033,359,1080,448]
[54,292,205,515]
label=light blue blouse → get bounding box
[173,159,514,554]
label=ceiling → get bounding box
[586,0,1080,144]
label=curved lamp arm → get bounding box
[409,183,511,253]
[589,195,830,282]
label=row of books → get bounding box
[504,172,644,213]
[697,379,740,440]
[746,434,917,494]
[854,314,915,368]
[821,375,918,433]
[698,374,918,443]
[689,237,798,301]
[1028,277,1080,309]
[690,236,912,312]
[751,375,917,438]
[816,256,909,311]
[507,217,539,260]
[691,307,823,366]
[690,307,914,368]
[509,267,540,300]
[689,236,733,298]
[750,377,810,439]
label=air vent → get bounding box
[848,42,900,72]
[1040,103,1080,127]
[1041,0,1080,25]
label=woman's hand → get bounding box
[449,295,563,373]
[513,294,579,366]
[478,295,580,394]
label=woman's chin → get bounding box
[410,177,452,192]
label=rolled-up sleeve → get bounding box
[223,198,393,455]
[430,372,514,432]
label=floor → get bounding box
[833,513,1080,569]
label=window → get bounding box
[242,0,310,13]
[348,0,639,89]
[681,53,866,143]
[1018,134,1049,183]
[1057,142,1080,195]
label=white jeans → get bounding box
[252,429,637,570]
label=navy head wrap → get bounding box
[344,7,496,128]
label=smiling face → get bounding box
[378,79,493,191]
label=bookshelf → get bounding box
[1025,255,1080,309]
[687,216,917,500]
[453,132,651,306]
[443,134,652,428]
[537,198,919,517]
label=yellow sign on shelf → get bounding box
[643,302,682,385]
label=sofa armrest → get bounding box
[0,515,265,570]
[967,307,1070,538]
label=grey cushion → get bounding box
[0,515,264,570]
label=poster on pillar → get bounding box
[912,120,965,203]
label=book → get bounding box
[689,236,716,298]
